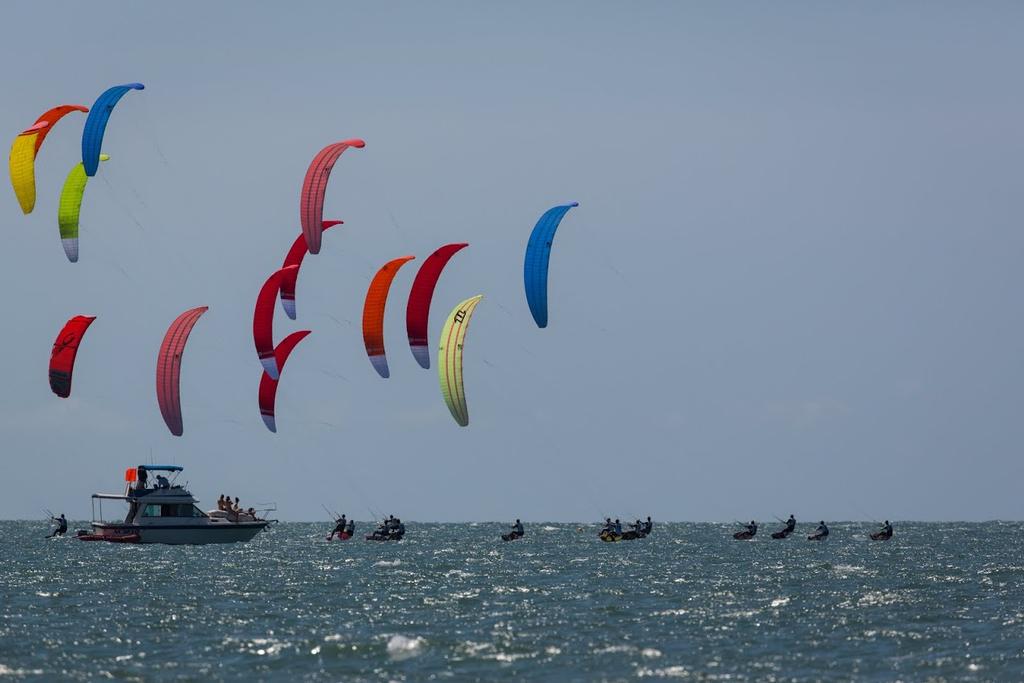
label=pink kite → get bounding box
[155,306,208,436]
[299,139,364,254]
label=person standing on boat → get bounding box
[329,514,347,540]
[137,467,149,490]
[47,514,67,538]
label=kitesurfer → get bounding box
[809,521,829,540]
[511,519,524,538]
[871,520,893,540]
[329,514,348,540]
[47,513,68,538]
[772,515,796,538]
[346,518,355,536]
[747,520,757,536]
[644,516,653,534]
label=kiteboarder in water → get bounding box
[328,514,348,540]
[809,521,829,540]
[871,520,893,540]
[48,513,67,538]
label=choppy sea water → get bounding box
[1,521,1023,681]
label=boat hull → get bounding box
[91,522,267,545]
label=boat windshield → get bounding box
[142,503,207,518]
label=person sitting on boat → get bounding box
[329,514,348,540]
[511,519,524,537]
[155,474,170,489]
[217,495,226,511]
[601,518,613,533]
[815,521,829,538]
[48,513,68,538]
[631,519,644,534]
[247,507,257,520]
[613,518,622,535]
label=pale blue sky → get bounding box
[2,2,1022,521]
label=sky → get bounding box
[1,2,1022,522]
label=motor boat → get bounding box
[78,465,271,545]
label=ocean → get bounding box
[1,521,1022,681]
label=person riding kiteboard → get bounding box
[772,515,796,539]
[733,520,757,540]
[502,519,525,542]
[327,514,351,541]
[47,513,68,538]
[808,520,829,541]
[870,520,893,540]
